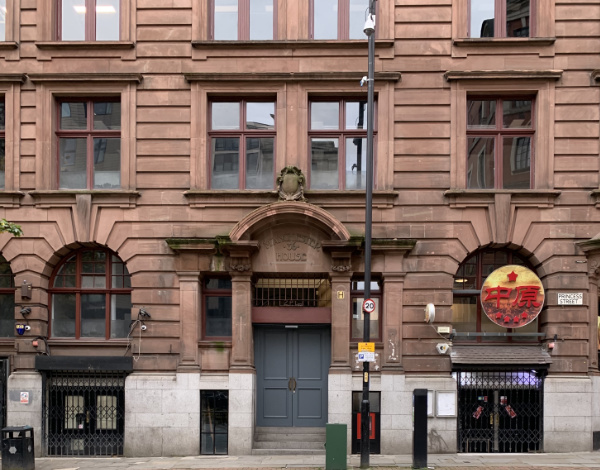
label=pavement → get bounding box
[17,452,600,470]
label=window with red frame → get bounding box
[203,277,232,339]
[59,0,120,41]
[209,100,275,190]
[0,256,14,337]
[49,248,131,339]
[311,0,370,40]
[452,249,539,342]
[211,0,276,40]
[309,99,374,190]
[467,97,534,189]
[351,279,381,341]
[469,0,531,38]
[57,99,121,190]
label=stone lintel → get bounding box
[28,72,143,83]
[166,238,219,254]
[184,71,401,83]
[0,73,25,82]
[444,69,563,81]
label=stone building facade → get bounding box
[0,0,598,457]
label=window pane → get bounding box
[349,0,369,39]
[215,434,228,454]
[311,102,339,130]
[470,0,495,38]
[0,139,5,190]
[81,293,106,337]
[205,296,232,337]
[55,255,77,287]
[0,101,5,129]
[0,293,13,337]
[214,0,238,40]
[211,137,240,189]
[246,102,275,130]
[513,317,538,341]
[467,137,494,189]
[345,101,368,130]
[246,137,274,189]
[60,103,88,129]
[0,0,6,41]
[96,0,120,41]
[96,395,117,430]
[205,278,232,289]
[94,138,121,189]
[503,137,531,189]
[506,0,530,38]
[110,294,131,338]
[313,0,337,39]
[93,102,121,130]
[250,0,273,40]
[503,100,532,128]
[467,100,496,128]
[345,137,366,190]
[311,138,339,189]
[454,257,477,290]
[0,259,12,288]
[481,311,507,341]
[62,0,87,40]
[52,293,76,337]
[212,102,240,130]
[482,251,508,279]
[451,296,477,337]
[351,297,379,340]
[59,138,88,189]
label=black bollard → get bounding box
[413,388,428,469]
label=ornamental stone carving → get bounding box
[277,166,307,202]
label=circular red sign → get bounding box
[480,265,544,328]
[363,299,376,313]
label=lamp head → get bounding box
[363,14,376,36]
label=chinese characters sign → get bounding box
[481,265,544,328]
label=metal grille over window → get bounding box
[252,275,331,307]
[43,371,126,456]
[455,368,544,453]
[200,390,228,455]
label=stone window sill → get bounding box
[29,190,140,208]
[444,189,561,208]
[453,38,556,47]
[35,41,135,50]
[0,191,25,208]
[192,39,394,49]
[0,42,18,50]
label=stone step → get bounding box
[255,426,326,435]
[251,448,326,456]
[253,440,326,450]
[254,432,326,442]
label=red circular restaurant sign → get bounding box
[481,264,544,328]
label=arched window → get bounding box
[0,256,14,337]
[49,248,131,339]
[452,249,539,342]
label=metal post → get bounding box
[360,1,376,468]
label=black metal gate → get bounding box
[456,367,545,453]
[42,371,126,456]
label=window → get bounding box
[211,0,275,40]
[0,0,6,41]
[467,97,533,189]
[311,0,369,40]
[57,99,121,189]
[0,99,4,189]
[59,0,120,41]
[49,248,131,339]
[351,279,381,341]
[0,255,13,337]
[209,100,275,190]
[470,0,530,38]
[309,99,373,190]
[452,249,538,342]
[203,277,232,338]
[200,390,228,455]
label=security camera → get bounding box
[141,325,147,331]
[138,307,151,318]
[363,14,376,36]
[436,343,450,355]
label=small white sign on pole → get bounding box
[357,352,376,362]
[557,293,583,305]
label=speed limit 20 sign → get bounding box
[362,299,376,313]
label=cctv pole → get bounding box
[360,1,376,468]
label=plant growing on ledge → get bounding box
[0,219,23,237]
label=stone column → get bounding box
[330,273,352,370]
[230,268,254,371]
[177,272,201,372]
[382,273,405,371]
[588,261,599,373]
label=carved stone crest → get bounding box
[277,166,307,202]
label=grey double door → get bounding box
[255,326,330,427]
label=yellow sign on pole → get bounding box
[358,342,375,352]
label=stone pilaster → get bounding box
[330,273,352,370]
[176,272,201,372]
[381,273,405,371]
[230,272,254,370]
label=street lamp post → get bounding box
[360,1,376,468]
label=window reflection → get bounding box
[313,0,338,40]
[250,0,273,40]
[214,0,238,40]
[0,0,7,42]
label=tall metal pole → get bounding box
[360,1,376,468]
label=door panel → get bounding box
[256,326,330,427]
